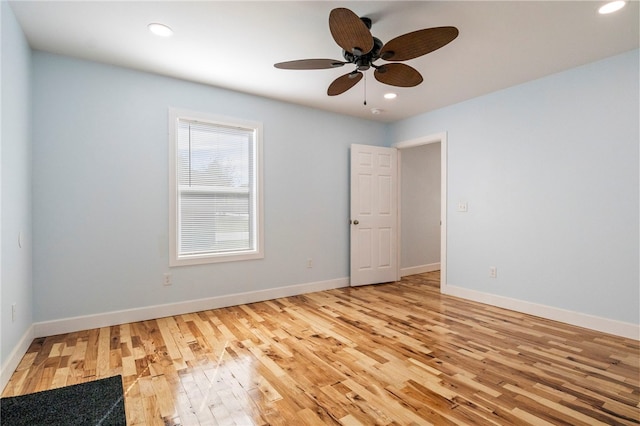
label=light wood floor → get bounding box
[3,272,639,425]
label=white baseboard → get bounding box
[4,276,637,393]
[442,284,640,340]
[33,277,349,338]
[401,263,440,277]
[1,324,35,392]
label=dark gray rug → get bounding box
[0,375,125,426]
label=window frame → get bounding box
[168,108,264,266]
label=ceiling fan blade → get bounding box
[328,71,363,96]
[380,27,459,61]
[329,8,374,56]
[374,63,423,87]
[274,59,346,70]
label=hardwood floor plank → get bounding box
[511,407,557,426]
[2,272,638,425]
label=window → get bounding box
[169,108,263,266]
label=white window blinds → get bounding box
[176,119,257,257]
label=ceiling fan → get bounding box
[274,8,459,97]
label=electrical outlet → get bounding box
[163,273,172,286]
[457,202,468,212]
[489,267,497,278]
[307,258,313,268]
[11,303,16,322]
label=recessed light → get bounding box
[371,108,384,115]
[384,93,397,100]
[598,1,626,14]
[148,23,173,37]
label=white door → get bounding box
[350,144,399,286]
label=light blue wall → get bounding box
[31,52,387,322]
[6,14,639,339]
[390,49,639,324]
[1,1,33,363]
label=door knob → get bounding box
[353,220,359,225]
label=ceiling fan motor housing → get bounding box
[342,37,384,71]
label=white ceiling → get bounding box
[9,1,639,122]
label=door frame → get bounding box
[393,132,448,291]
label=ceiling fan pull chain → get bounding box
[363,73,367,106]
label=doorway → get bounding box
[394,133,447,289]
